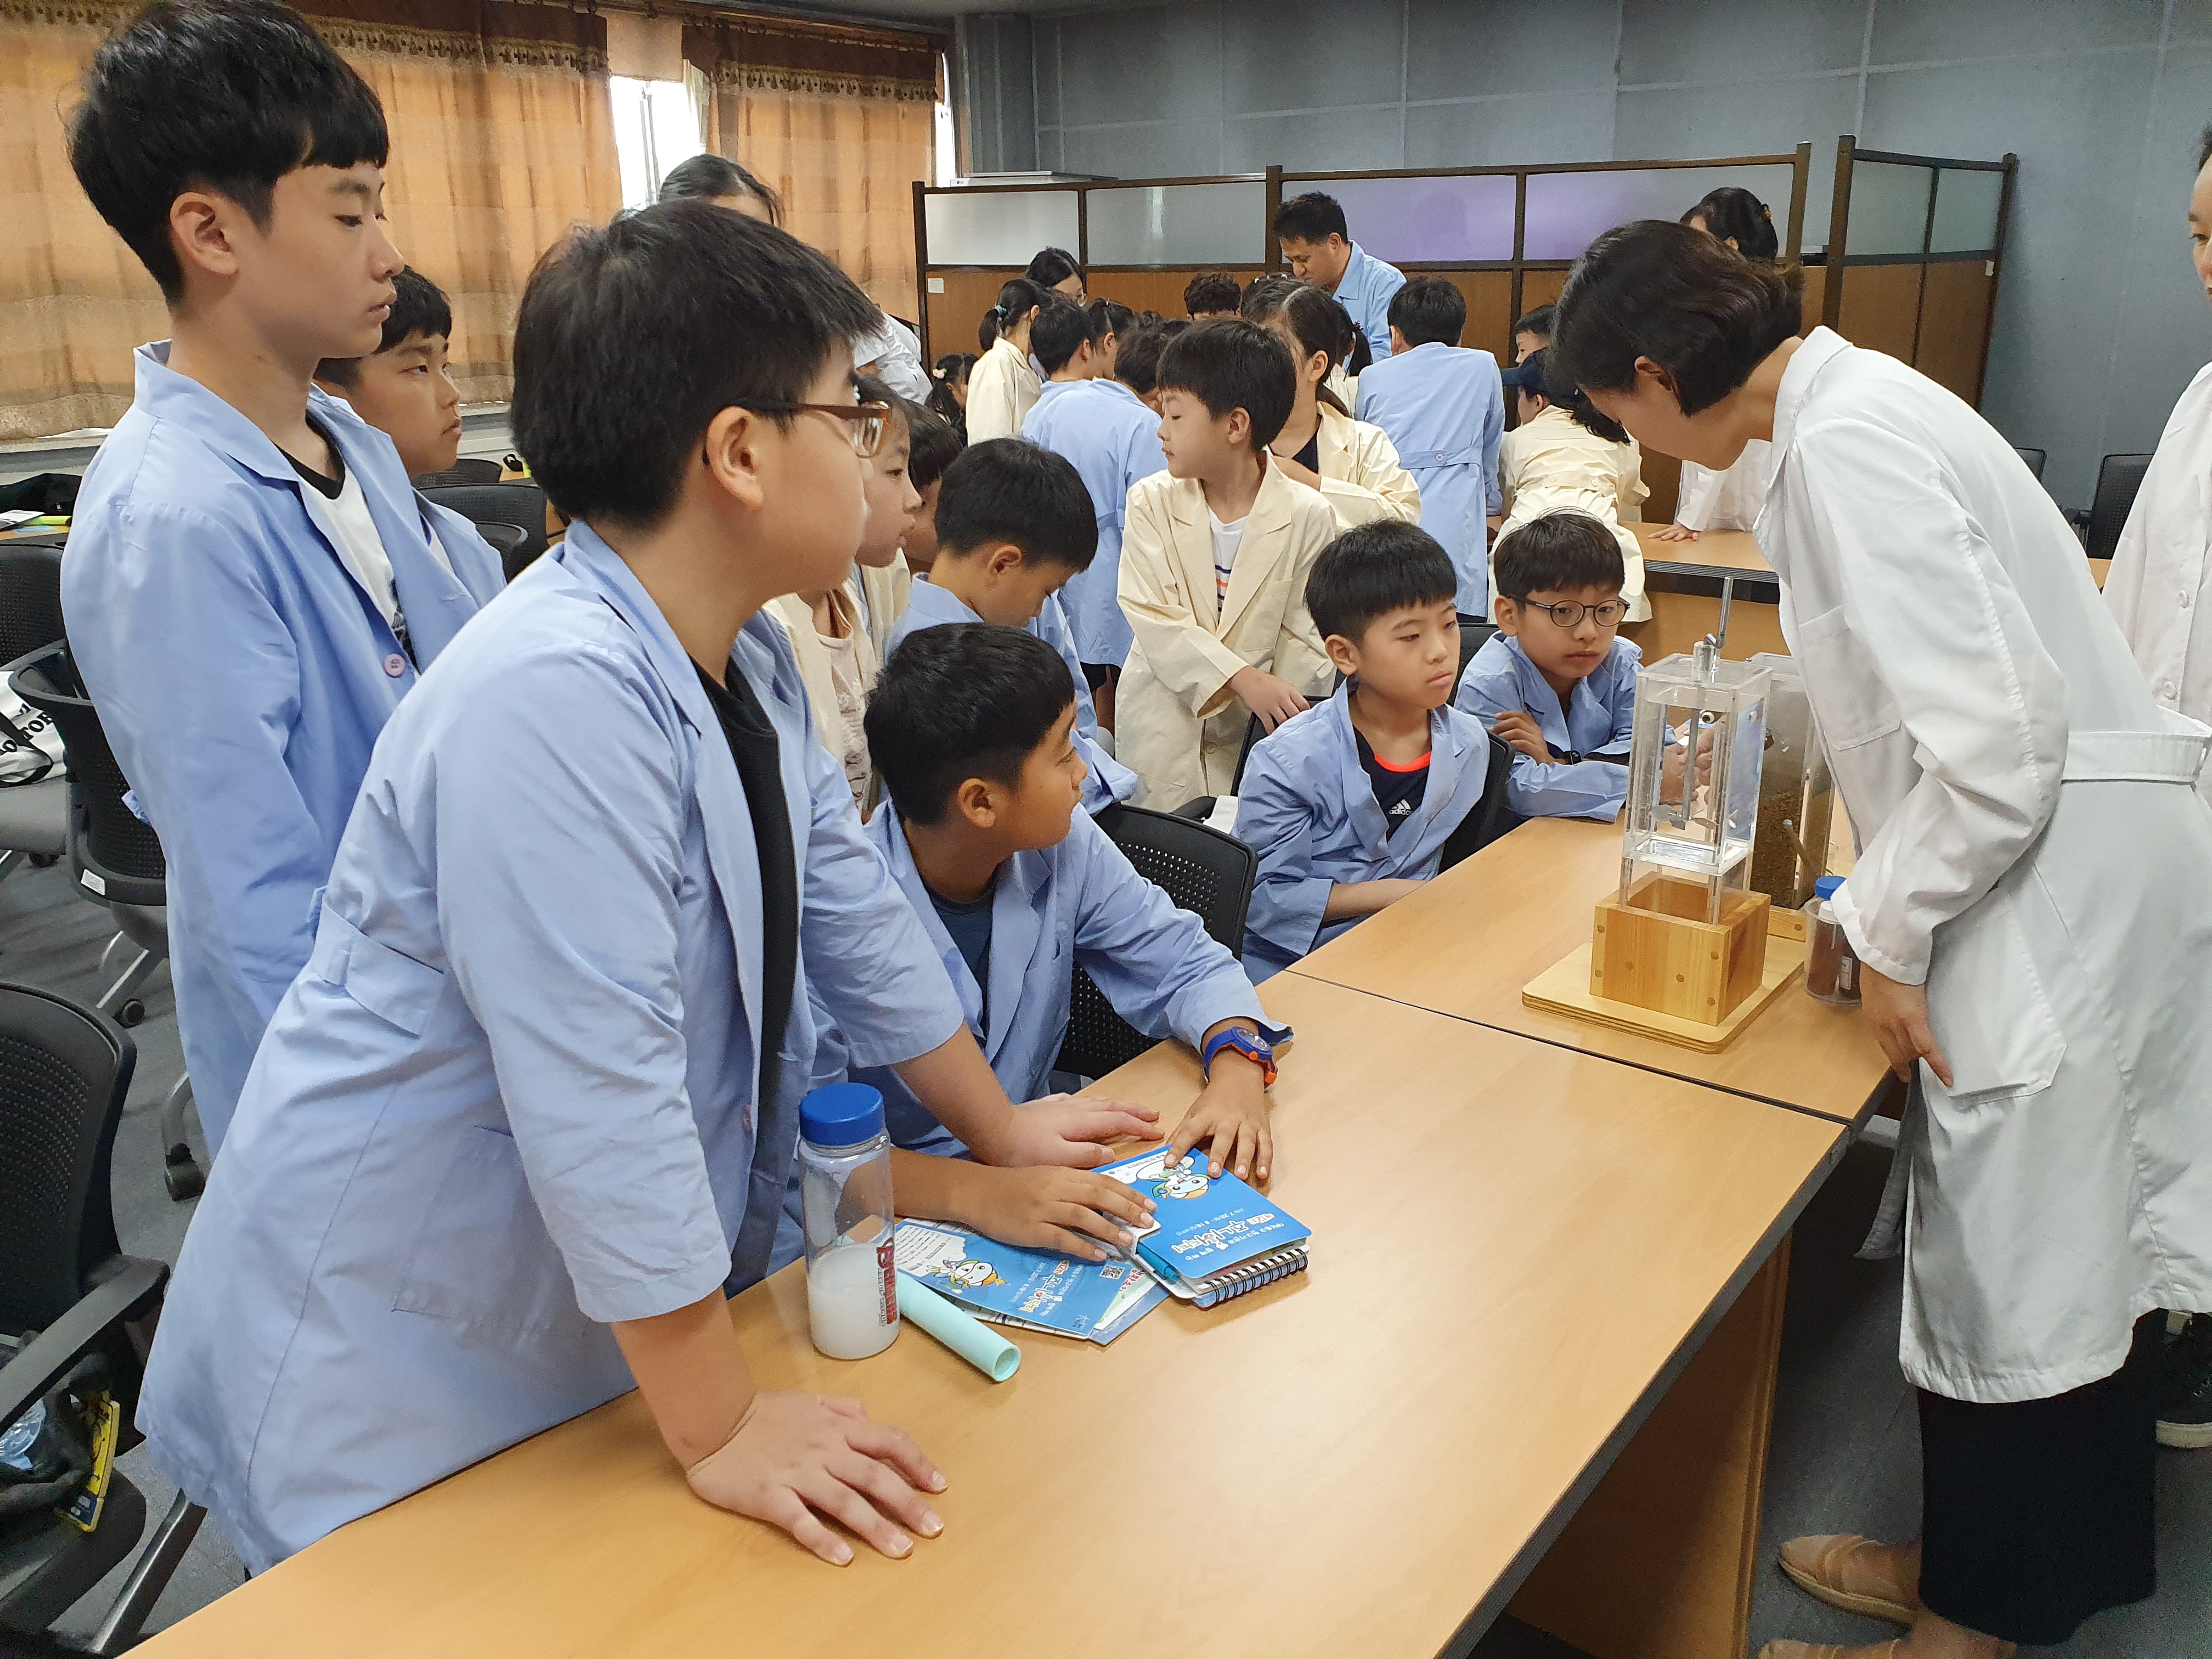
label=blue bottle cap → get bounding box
[1814,874,1846,900]
[800,1082,884,1147]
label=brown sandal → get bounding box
[1778,1533,1917,1624]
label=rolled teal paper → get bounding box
[896,1273,1020,1382]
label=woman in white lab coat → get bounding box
[1556,220,2212,1659]
[964,277,1048,442]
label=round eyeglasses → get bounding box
[1511,595,1629,629]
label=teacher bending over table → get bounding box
[1552,221,2212,1659]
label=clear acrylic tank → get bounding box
[1743,652,1833,915]
[1620,640,1770,923]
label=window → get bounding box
[934,53,956,187]
[610,75,705,210]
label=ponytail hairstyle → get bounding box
[1086,297,1137,347]
[1023,245,1085,297]
[1518,348,1630,444]
[978,276,1052,351]
[1680,186,1778,260]
[656,154,782,226]
[927,352,975,428]
[1240,277,1359,413]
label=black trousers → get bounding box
[1917,1311,2162,1645]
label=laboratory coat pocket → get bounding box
[310,909,445,1036]
[1792,605,1903,749]
[1924,888,2067,1107]
[393,1126,590,1338]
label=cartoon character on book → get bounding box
[1153,1159,1211,1201]
[930,1257,1006,1290]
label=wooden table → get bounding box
[1287,816,1892,1128]
[1630,524,1787,665]
[134,973,1844,1659]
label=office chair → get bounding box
[12,647,201,1202]
[1438,733,1523,871]
[410,458,501,488]
[1458,618,1498,678]
[2011,445,2047,482]
[2084,453,2153,561]
[472,521,536,583]
[421,482,549,567]
[0,548,71,888]
[0,981,204,1654]
[1054,805,1257,1081]
[1166,714,1271,825]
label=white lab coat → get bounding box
[1115,459,1341,810]
[2104,360,2212,774]
[1305,401,1423,530]
[964,335,1041,442]
[1757,328,2212,1403]
[1673,442,1771,532]
[1496,404,1652,622]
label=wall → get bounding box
[1017,0,2212,509]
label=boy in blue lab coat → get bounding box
[1355,277,1505,619]
[851,623,1284,1183]
[1455,511,1642,822]
[61,1,503,1156]
[885,439,1138,812]
[1274,190,1407,364]
[1020,304,1169,679]
[138,203,1161,1578]
[1237,523,1491,981]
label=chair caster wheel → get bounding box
[28,854,57,868]
[117,1000,145,1028]
[163,1149,205,1201]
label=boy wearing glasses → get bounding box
[1456,511,1642,821]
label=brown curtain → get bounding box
[685,16,939,323]
[0,0,618,441]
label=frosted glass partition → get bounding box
[1086,180,1266,266]
[1280,174,1516,263]
[1928,167,2005,254]
[1845,163,1934,256]
[1521,164,1795,262]
[923,190,1081,267]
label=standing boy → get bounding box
[896,402,963,581]
[885,441,1137,813]
[1355,276,1505,619]
[1513,304,1553,362]
[1116,321,1340,809]
[1236,523,1491,980]
[1184,272,1244,321]
[63,0,503,1155]
[1274,191,1406,364]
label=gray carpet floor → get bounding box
[5,859,2204,1654]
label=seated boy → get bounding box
[1513,303,1552,363]
[899,400,963,579]
[1354,277,1505,619]
[1455,511,1641,822]
[313,266,467,479]
[1117,321,1340,809]
[886,439,1137,813]
[1184,272,1243,321]
[853,624,1284,1183]
[1235,522,1492,980]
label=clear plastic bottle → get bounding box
[798,1083,900,1360]
[1803,874,1861,1006]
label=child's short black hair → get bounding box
[933,439,1097,571]
[70,0,389,303]
[906,402,963,490]
[1156,320,1296,450]
[315,266,450,387]
[657,153,781,225]
[1513,302,1554,341]
[869,624,1077,825]
[1513,348,1629,442]
[1494,511,1625,599]
[512,200,876,529]
[1183,272,1242,315]
[1273,191,1348,245]
[1306,522,1458,642]
[1031,296,1096,375]
[1114,322,1170,395]
[1390,277,1467,348]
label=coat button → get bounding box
[383,653,408,678]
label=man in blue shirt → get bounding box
[1275,191,1407,364]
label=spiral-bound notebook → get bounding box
[1098,1147,1310,1308]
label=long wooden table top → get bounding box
[1631,523,1773,582]
[135,973,1843,1659]
[1287,817,1891,1127]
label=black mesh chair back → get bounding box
[0,985,133,1334]
[1459,618,1498,678]
[2012,445,2047,482]
[1228,714,1266,797]
[422,482,549,562]
[411,458,502,488]
[0,545,65,669]
[2085,453,2153,561]
[10,645,166,905]
[1439,733,1523,871]
[1055,805,1257,1080]
[473,521,538,582]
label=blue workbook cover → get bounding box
[891,1220,1165,1345]
[1098,1147,1311,1305]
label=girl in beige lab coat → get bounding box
[1495,350,1650,620]
[964,278,1048,442]
[1556,219,2212,1659]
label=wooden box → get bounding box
[1590,873,1771,1025]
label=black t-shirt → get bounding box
[282,415,346,499]
[693,661,799,1118]
[1357,732,1430,836]
[1293,431,1321,476]
[927,878,997,1034]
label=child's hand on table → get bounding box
[1228,666,1311,732]
[1489,709,1554,764]
[1165,1055,1272,1183]
[988,1093,1158,1168]
[962,1164,1158,1261]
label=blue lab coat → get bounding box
[1333,242,1409,363]
[884,576,1139,812]
[134,524,964,1572]
[1454,633,1640,821]
[834,803,1262,1155]
[1354,341,1505,614]
[1020,377,1166,668]
[1235,682,1491,979]
[62,344,504,1154]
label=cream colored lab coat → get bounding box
[964,335,1040,442]
[1307,401,1422,529]
[853,552,911,662]
[1759,328,2212,1403]
[1496,404,1651,620]
[1674,441,1771,532]
[1115,458,1340,809]
[2105,361,2212,773]
[764,586,877,811]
